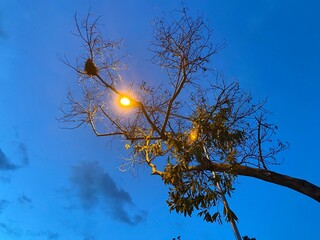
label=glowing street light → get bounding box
[119,96,132,107]
[116,93,160,135]
[189,129,198,143]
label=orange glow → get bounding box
[119,96,132,107]
[189,129,198,143]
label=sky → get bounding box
[0,0,320,239]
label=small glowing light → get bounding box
[189,129,198,142]
[119,96,132,107]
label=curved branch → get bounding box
[189,163,320,202]
[144,138,164,176]
[161,70,188,134]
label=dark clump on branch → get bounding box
[242,236,256,240]
[84,58,98,76]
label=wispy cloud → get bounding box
[0,222,21,237]
[17,195,32,206]
[0,221,59,239]
[70,161,147,225]
[0,199,10,214]
[46,232,60,239]
[16,142,29,166]
[0,176,10,183]
[83,234,96,240]
[0,148,18,171]
[26,230,59,239]
[0,142,29,172]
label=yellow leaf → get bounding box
[125,144,131,150]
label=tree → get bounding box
[59,9,320,226]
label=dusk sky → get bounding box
[0,1,320,239]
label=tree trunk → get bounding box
[190,163,320,202]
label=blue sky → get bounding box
[0,1,319,239]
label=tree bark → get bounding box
[190,163,320,202]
